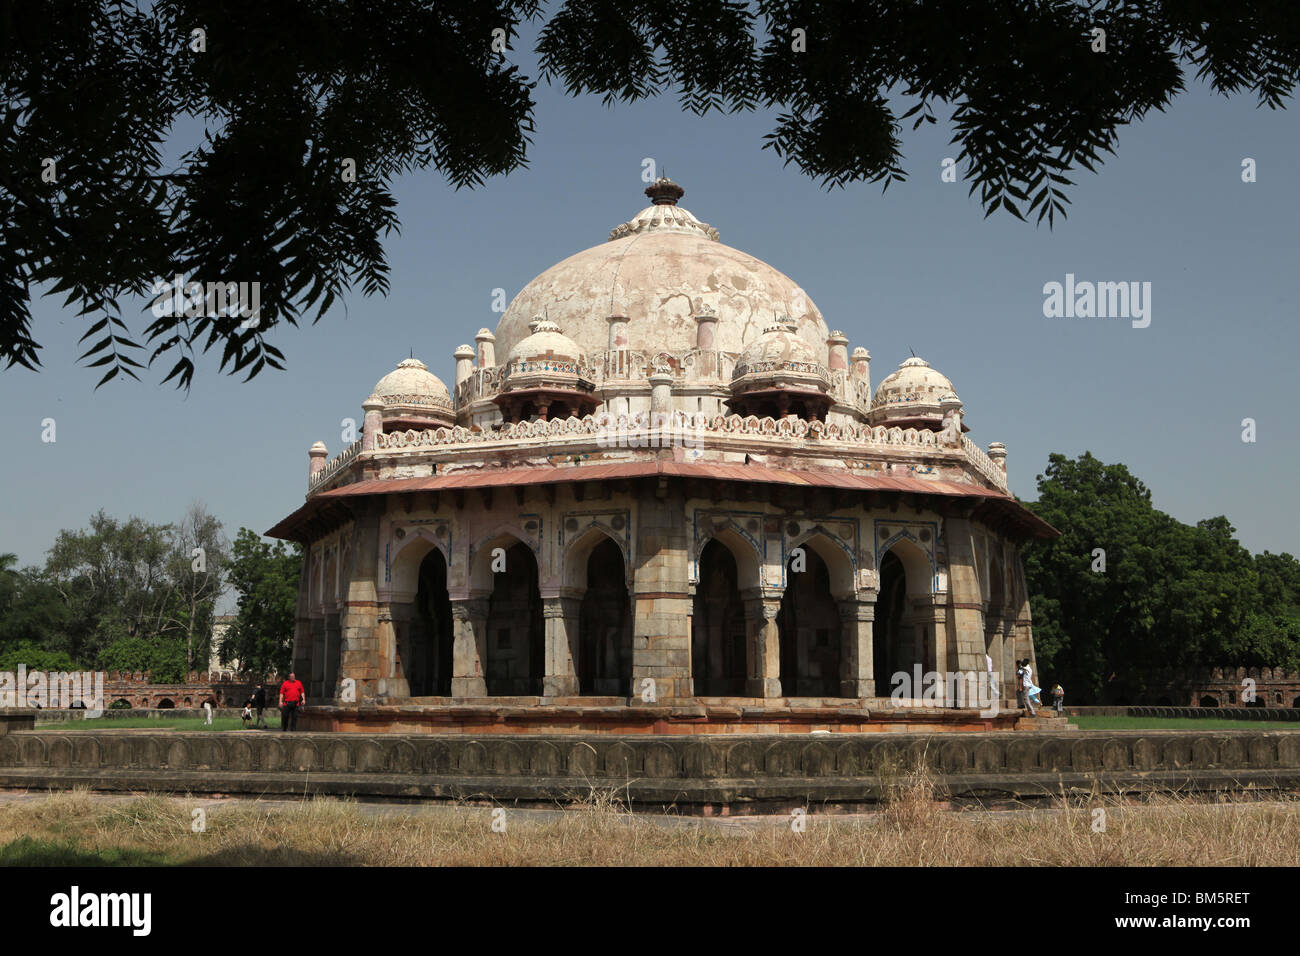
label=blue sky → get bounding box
[2,35,1297,585]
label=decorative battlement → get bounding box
[302,412,1011,496]
[309,438,361,491]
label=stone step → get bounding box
[1013,715,1079,732]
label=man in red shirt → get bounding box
[279,672,307,732]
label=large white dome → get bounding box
[495,180,831,364]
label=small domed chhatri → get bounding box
[268,181,1056,735]
[369,357,455,431]
[729,316,833,420]
[869,356,966,432]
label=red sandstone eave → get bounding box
[265,460,1059,541]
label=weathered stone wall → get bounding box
[294,477,1034,711]
[3,729,1298,810]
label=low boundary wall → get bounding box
[1,727,1299,812]
[1066,706,1300,721]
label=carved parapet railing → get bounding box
[309,438,362,491]
[453,365,507,407]
[962,436,1008,491]
[371,410,1004,490]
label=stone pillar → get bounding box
[607,313,629,351]
[984,610,1005,703]
[361,395,384,452]
[826,331,850,371]
[649,369,673,414]
[308,441,328,483]
[290,567,314,681]
[453,344,475,386]
[475,328,496,368]
[542,596,582,698]
[693,306,718,379]
[850,347,871,392]
[322,612,342,699]
[839,595,876,698]
[743,592,782,698]
[338,499,383,702]
[943,516,988,680]
[376,602,412,699]
[988,441,1007,475]
[631,491,691,701]
[450,597,489,697]
[308,617,326,698]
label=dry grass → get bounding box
[0,780,1297,866]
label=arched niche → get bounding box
[691,538,749,696]
[388,530,450,604]
[693,524,763,592]
[789,529,857,599]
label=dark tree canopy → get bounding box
[3,0,1297,386]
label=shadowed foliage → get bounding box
[2,1,1296,385]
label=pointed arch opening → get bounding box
[485,541,544,695]
[692,538,748,696]
[872,538,934,699]
[777,547,844,697]
[407,548,453,696]
[578,538,632,695]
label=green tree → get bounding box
[96,634,188,683]
[1023,452,1289,703]
[4,1,1297,386]
[222,529,301,679]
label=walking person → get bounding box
[252,683,267,728]
[1052,682,1064,714]
[279,673,306,732]
[202,699,213,726]
[1022,659,1043,708]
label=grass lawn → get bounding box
[1071,715,1300,731]
[39,715,281,732]
[2,783,1298,866]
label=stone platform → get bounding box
[1,724,1297,813]
[295,699,1053,735]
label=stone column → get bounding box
[376,602,412,699]
[826,331,850,371]
[453,344,475,387]
[308,617,326,698]
[943,517,988,677]
[839,595,876,698]
[361,395,384,451]
[338,499,383,702]
[290,568,314,681]
[475,328,496,368]
[450,597,489,697]
[308,441,328,484]
[743,593,782,698]
[984,610,1005,704]
[542,596,581,698]
[693,307,718,379]
[322,612,342,698]
[630,491,691,701]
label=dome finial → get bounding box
[645,177,684,206]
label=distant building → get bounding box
[209,614,239,679]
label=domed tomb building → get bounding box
[269,179,1056,732]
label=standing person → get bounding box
[1016,660,1037,716]
[1052,682,1064,714]
[202,699,213,726]
[986,652,996,701]
[279,673,306,732]
[252,683,267,729]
